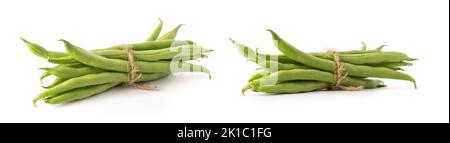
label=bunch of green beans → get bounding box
[231,29,417,95]
[23,19,212,105]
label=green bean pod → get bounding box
[248,71,269,82]
[312,51,417,65]
[33,72,170,105]
[43,77,68,89]
[48,45,213,64]
[368,62,413,68]
[97,39,194,51]
[241,83,252,95]
[22,37,194,62]
[250,69,385,89]
[253,81,330,94]
[267,29,416,87]
[49,54,208,64]
[21,37,68,59]
[146,18,163,41]
[44,83,120,104]
[61,39,210,74]
[45,70,172,104]
[230,38,297,64]
[246,59,310,71]
[158,24,183,40]
[231,38,390,65]
[39,71,52,87]
[40,63,105,79]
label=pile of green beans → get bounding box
[23,19,212,105]
[231,29,417,95]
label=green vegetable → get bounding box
[158,24,183,40]
[146,18,163,41]
[45,83,121,104]
[61,39,210,74]
[266,29,416,86]
[232,29,417,95]
[98,39,194,51]
[254,81,330,94]
[33,72,170,105]
[48,45,212,64]
[24,19,211,105]
[43,77,67,89]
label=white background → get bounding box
[0,0,448,123]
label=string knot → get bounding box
[327,50,363,91]
[121,44,157,90]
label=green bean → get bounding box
[40,63,105,79]
[43,77,68,89]
[246,58,310,71]
[253,81,330,94]
[313,42,385,54]
[49,54,208,64]
[45,69,172,104]
[309,47,384,55]
[243,71,270,95]
[21,37,68,59]
[158,24,183,40]
[248,71,269,82]
[241,83,252,95]
[61,39,210,74]
[250,69,385,89]
[48,55,206,64]
[22,37,194,63]
[368,62,412,68]
[311,52,417,65]
[44,83,120,104]
[39,71,52,88]
[48,45,213,64]
[146,18,163,41]
[230,38,297,64]
[267,29,416,87]
[231,38,389,64]
[390,67,404,71]
[374,44,386,51]
[329,50,380,54]
[361,42,385,51]
[93,39,194,51]
[33,72,170,105]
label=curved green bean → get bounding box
[230,38,297,64]
[43,77,68,89]
[48,45,213,64]
[21,37,68,59]
[158,24,183,40]
[146,18,163,41]
[39,71,51,88]
[22,37,195,63]
[61,39,210,74]
[93,39,194,51]
[248,71,269,82]
[241,83,252,95]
